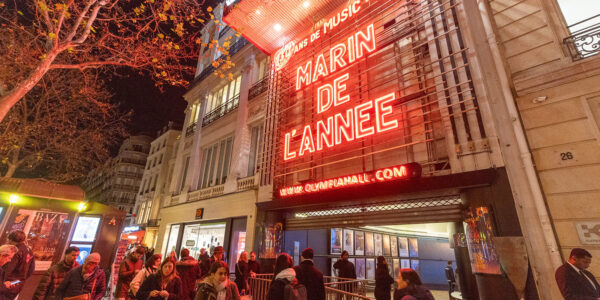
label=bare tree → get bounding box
[0,69,130,182]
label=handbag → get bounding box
[64,276,97,300]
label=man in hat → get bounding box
[200,246,226,279]
[556,248,600,299]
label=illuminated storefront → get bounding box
[224,0,557,298]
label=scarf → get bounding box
[216,281,228,300]
[275,268,296,282]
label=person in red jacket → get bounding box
[115,247,145,299]
[176,248,201,300]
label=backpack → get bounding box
[283,281,307,300]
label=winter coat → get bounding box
[55,266,106,300]
[333,259,357,279]
[129,267,157,297]
[267,268,297,300]
[33,260,80,300]
[234,261,250,293]
[2,242,34,297]
[198,254,210,278]
[136,273,183,300]
[294,260,325,300]
[393,285,435,300]
[176,257,202,300]
[194,280,240,300]
[374,266,394,300]
[248,260,260,274]
[0,267,21,300]
[116,255,143,298]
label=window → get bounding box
[198,137,234,189]
[180,156,191,192]
[557,0,600,33]
[189,103,201,125]
[137,202,146,224]
[152,174,158,191]
[206,75,242,113]
[256,57,271,83]
[144,201,152,223]
[247,124,264,176]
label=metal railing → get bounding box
[248,75,270,101]
[193,37,249,84]
[185,122,197,137]
[237,175,258,191]
[202,95,239,126]
[564,14,600,61]
[248,274,371,300]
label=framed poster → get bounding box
[28,211,70,270]
[393,258,400,278]
[354,231,365,255]
[343,229,354,255]
[366,258,375,280]
[70,243,93,265]
[398,237,409,257]
[390,236,398,257]
[410,259,420,272]
[355,258,366,279]
[464,206,502,275]
[408,238,419,257]
[401,258,410,269]
[374,233,383,256]
[71,216,101,242]
[331,228,342,254]
[382,235,391,256]
[365,232,374,256]
[331,258,338,276]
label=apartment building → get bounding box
[156,2,270,271]
[133,122,181,248]
[82,135,152,222]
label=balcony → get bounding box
[202,95,240,126]
[147,219,160,227]
[248,76,269,101]
[187,184,225,202]
[237,175,258,191]
[185,122,197,137]
[564,14,600,61]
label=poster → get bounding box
[331,228,342,254]
[354,231,365,255]
[72,217,101,242]
[331,258,338,276]
[390,236,398,257]
[464,206,502,274]
[366,258,375,280]
[398,237,409,257]
[70,244,93,265]
[28,211,69,270]
[343,229,354,255]
[410,259,420,272]
[260,222,283,258]
[393,258,400,278]
[374,233,383,256]
[355,258,366,279]
[293,241,300,266]
[365,232,374,256]
[408,238,419,257]
[10,210,33,232]
[382,235,391,256]
[401,258,410,269]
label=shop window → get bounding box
[247,124,264,176]
[198,136,233,189]
[165,224,181,256]
[180,222,226,260]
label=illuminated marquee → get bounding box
[278,163,421,197]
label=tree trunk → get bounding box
[0,52,58,123]
[2,164,16,178]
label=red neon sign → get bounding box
[278,163,421,197]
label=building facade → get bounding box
[220,0,600,298]
[82,135,152,222]
[155,3,270,272]
[133,122,181,248]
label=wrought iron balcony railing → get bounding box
[202,95,240,126]
[564,14,600,61]
[185,122,197,137]
[194,37,249,84]
[248,75,269,101]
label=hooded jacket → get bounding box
[33,260,80,300]
[393,285,435,300]
[116,254,143,298]
[267,268,297,300]
[176,256,202,300]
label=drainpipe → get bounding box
[475,0,563,295]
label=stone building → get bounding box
[82,135,152,222]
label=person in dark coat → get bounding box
[294,248,325,300]
[3,230,34,299]
[33,246,80,300]
[116,247,145,299]
[333,250,357,296]
[555,248,600,299]
[234,252,250,295]
[55,253,106,300]
[200,246,226,280]
[0,245,19,300]
[137,258,183,300]
[267,253,305,300]
[176,248,201,300]
[375,256,394,300]
[198,249,210,278]
[393,268,434,300]
[248,251,260,275]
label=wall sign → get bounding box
[195,208,204,220]
[576,221,600,244]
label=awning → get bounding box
[0,178,85,202]
[223,0,351,54]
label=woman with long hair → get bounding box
[375,256,394,300]
[393,268,434,300]
[137,258,183,300]
[130,254,162,297]
[234,251,250,295]
[266,253,299,300]
[195,261,240,300]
